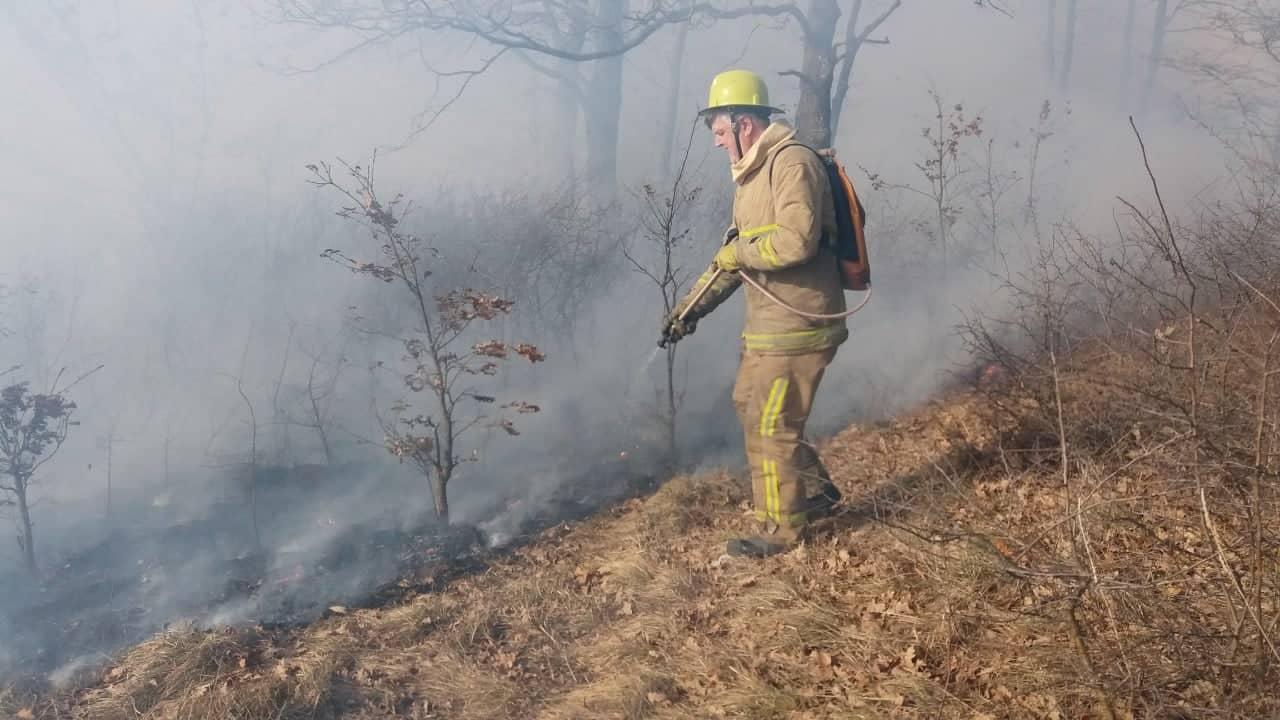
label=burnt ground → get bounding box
[0,452,656,685]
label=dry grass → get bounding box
[71,624,353,720]
[11,345,1277,719]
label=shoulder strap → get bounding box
[767,141,823,186]
[766,140,837,250]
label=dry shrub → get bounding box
[956,144,1280,717]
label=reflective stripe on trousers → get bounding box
[732,347,837,539]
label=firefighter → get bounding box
[660,69,847,558]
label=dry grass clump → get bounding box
[348,648,524,719]
[535,668,682,720]
[74,624,352,720]
[631,469,744,541]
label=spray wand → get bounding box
[656,227,739,350]
[657,266,722,350]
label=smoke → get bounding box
[0,0,1246,682]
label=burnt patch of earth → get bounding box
[0,453,657,685]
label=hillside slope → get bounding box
[6,385,1277,719]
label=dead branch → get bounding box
[1200,487,1280,664]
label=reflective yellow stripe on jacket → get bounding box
[743,324,849,354]
[741,223,783,269]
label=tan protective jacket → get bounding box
[683,121,848,355]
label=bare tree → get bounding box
[657,3,693,179]
[291,336,349,466]
[1177,1,1280,165]
[275,0,1002,177]
[309,157,544,523]
[1023,99,1068,237]
[866,90,984,271]
[1142,0,1172,112]
[218,336,263,550]
[968,134,1021,266]
[1133,0,1217,113]
[828,0,902,141]
[1046,0,1058,79]
[623,126,701,462]
[786,0,904,148]
[0,371,90,574]
[1122,0,1139,103]
[276,0,652,194]
[1059,0,1078,91]
[269,321,297,467]
[95,422,126,526]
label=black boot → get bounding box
[726,535,791,558]
[804,482,843,519]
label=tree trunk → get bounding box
[792,0,841,148]
[1058,0,1078,92]
[432,470,450,525]
[1141,0,1169,114]
[584,0,627,197]
[317,422,333,465]
[1045,0,1058,80]
[1271,106,1280,170]
[555,62,581,188]
[658,13,691,179]
[16,479,36,574]
[106,435,113,524]
[1122,0,1137,106]
[829,0,865,140]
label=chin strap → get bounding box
[731,112,745,160]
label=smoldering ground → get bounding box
[0,0,1245,686]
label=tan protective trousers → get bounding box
[732,347,837,542]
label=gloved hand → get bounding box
[714,242,742,273]
[658,311,697,348]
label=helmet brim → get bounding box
[697,104,783,118]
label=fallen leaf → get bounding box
[16,708,34,720]
[493,651,517,670]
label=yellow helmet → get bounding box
[698,69,782,118]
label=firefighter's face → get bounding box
[710,115,744,163]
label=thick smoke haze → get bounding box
[0,0,1248,681]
